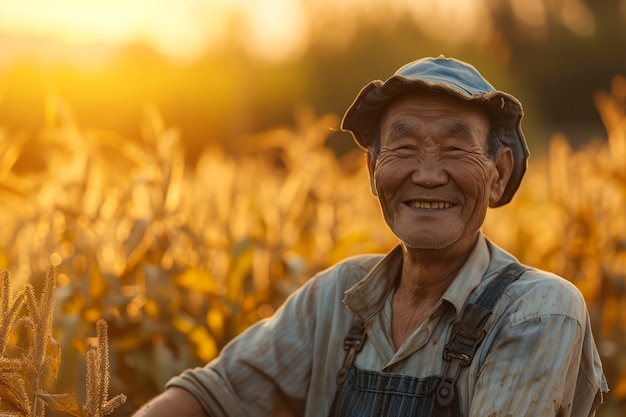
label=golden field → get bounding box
[0,77,625,415]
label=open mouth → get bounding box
[406,201,452,209]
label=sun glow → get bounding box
[238,0,309,61]
[0,0,489,65]
[0,0,601,65]
[0,0,218,63]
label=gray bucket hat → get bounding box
[341,56,529,207]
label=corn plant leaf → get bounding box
[88,264,110,302]
[227,241,254,301]
[175,268,218,295]
[188,325,218,363]
[37,392,84,417]
[0,372,29,415]
[45,335,61,380]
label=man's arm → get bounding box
[133,387,209,417]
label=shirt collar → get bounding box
[343,233,491,321]
[441,233,491,314]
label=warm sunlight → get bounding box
[393,0,487,43]
[0,0,599,65]
[1,1,625,415]
[0,0,487,64]
[0,0,310,63]
[0,0,229,63]
[236,0,309,61]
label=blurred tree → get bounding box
[486,0,626,147]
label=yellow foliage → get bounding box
[0,268,126,416]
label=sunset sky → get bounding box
[0,0,334,63]
[0,0,599,67]
[0,0,507,64]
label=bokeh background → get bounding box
[0,0,625,415]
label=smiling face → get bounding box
[370,92,513,251]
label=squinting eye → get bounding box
[446,146,469,153]
[402,146,418,151]
[394,146,418,154]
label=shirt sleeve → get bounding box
[469,276,607,417]
[166,276,320,417]
[165,261,361,417]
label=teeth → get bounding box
[409,201,451,209]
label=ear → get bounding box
[367,150,378,196]
[489,147,514,207]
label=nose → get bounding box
[410,155,449,187]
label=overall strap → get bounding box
[330,318,366,417]
[435,262,528,407]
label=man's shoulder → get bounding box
[484,239,588,323]
[311,253,387,288]
[501,267,588,325]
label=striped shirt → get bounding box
[167,234,608,416]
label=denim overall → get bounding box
[330,263,527,417]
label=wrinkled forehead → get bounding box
[379,92,490,140]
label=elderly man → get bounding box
[134,56,607,417]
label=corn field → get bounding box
[0,76,625,415]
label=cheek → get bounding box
[448,156,494,200]
[373,154,413,193]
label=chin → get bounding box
[399,235,455,251]
[396,229,478,251]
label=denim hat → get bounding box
[341,56,529,207]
